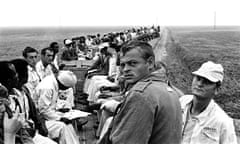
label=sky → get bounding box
[0,0,239,27]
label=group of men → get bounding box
[0,42,82,144]
[23,44,81,144]
[0,31,238,144]
[92,40,238,144]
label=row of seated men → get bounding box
[0,45,87,144]
[0,35,134,144]
[60,26,161,61]
[0,27,162,144]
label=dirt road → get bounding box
[150,27,168,62]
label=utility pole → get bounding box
[214,11,216,30]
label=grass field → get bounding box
[166,26,240,119]
[0,26,131,60]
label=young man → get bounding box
[36,47,55,80]
[99,40,183,144]
[50,42,62,70]
[23,47,41,103]
[180,61,237,144]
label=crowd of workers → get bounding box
[0,25,238,144]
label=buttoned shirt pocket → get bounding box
[199,127,219,144]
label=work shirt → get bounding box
[25,65,40,104]
[53,55,59,70]
[35,75,60,120]
[35,60,54,81]
[109,72,183,144]
[180,95,238,144]
[9,88,30,124]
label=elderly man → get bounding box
[180,61,237,144]
[36,70,79,144]
[98,40,183,144]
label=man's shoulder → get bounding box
[179,95,193,107]
[131,80,152,92]
[37,75,55,87]
[212,101,232,121]
[36,60,43,69]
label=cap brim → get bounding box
[192,71,218,83]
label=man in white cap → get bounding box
[180,61,237,144]
[36,70,80,144]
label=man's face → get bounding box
[26,52,38,67]
[42,50,54,65]
[120,48,153,85]
[53,44,59,53]
[191,75,217,100]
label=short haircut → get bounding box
[49,42,58,48]
[41,47,53,56]
[10,59,28,83]
[0,61,17,90]
[22,46,38,58]
[120,40,155,61]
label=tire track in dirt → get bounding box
[152,27,168,62]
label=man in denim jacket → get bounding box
[103,41,183,144]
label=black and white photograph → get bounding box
[0,0,239,143]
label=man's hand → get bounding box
[4,112,23,134]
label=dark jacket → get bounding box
[109,71,183,144]
[88,54,111,77]
[61,48,78,61]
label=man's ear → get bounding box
[214,85,220,95]
[147,56,155,71]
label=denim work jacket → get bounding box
[109,72,183,144]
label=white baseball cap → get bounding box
[57,70,77,87]
[65,39,73,45]
[192,61,224,83]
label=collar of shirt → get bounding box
[184,95,216,126]
[28,65,36,72]
[38,60,47,70]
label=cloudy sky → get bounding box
[0,0,239,27]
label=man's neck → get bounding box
[190,96,211,116]
[42,61,49,68]
[29,65,36,70]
